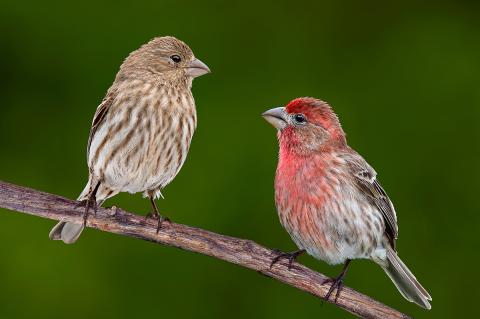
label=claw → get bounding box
[146,192,170,233]
[321,259,351,303]
[75,197,97,227]
[145,212,170,233]
[322,277,344,303]
[269,249,305,270]
[76,181,100,227]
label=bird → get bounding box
[49,36,210,244]
[262,97,432,309]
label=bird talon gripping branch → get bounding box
[269,249,305,269]
[322,278,344,303]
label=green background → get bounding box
[0,0,478,318]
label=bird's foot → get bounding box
[270,249,306,270]
[145,212,170,233]
[321,276,345,303]
[321,260,351,303]
[75,195,98,227]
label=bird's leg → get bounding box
[321,259,351,303]
[146,194,170,233]
[75,181,101,227]
[270,249,306,270]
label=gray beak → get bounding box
[262,106,288,130]
[186,58,211,78]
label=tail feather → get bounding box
[49,221,84,244]
[48,177,112,244]
[382,248,432,309]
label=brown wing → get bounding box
[86,91,116,159]
[346,153,398,250]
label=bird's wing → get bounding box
[345,152,398,250]
[86,90,116,159]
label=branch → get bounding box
[0,180,410,319]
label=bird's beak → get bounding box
[186,58,211,78]
[262,107,288,130]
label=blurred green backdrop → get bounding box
[0,0,479,318]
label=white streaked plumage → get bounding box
[49,36,209,244]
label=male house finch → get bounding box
[262,97,431,309]
[49,36,210,243]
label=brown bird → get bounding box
[50,36,210,243]
[263,97,431,309]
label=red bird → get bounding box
[262,97,431,309]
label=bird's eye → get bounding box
[293,114,307,124]
[170,55,182,63]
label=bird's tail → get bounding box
[49,178,113,244]
[382,247,432,309]
[49,221,84,244]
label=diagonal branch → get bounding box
[0,180,410,319]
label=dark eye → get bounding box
[170,55,182,63]
[293,113,307,124]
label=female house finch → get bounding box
[49,36,210,243]
[262,97,431,309]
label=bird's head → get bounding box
[118,36,210,85]
[262,97,346,154]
